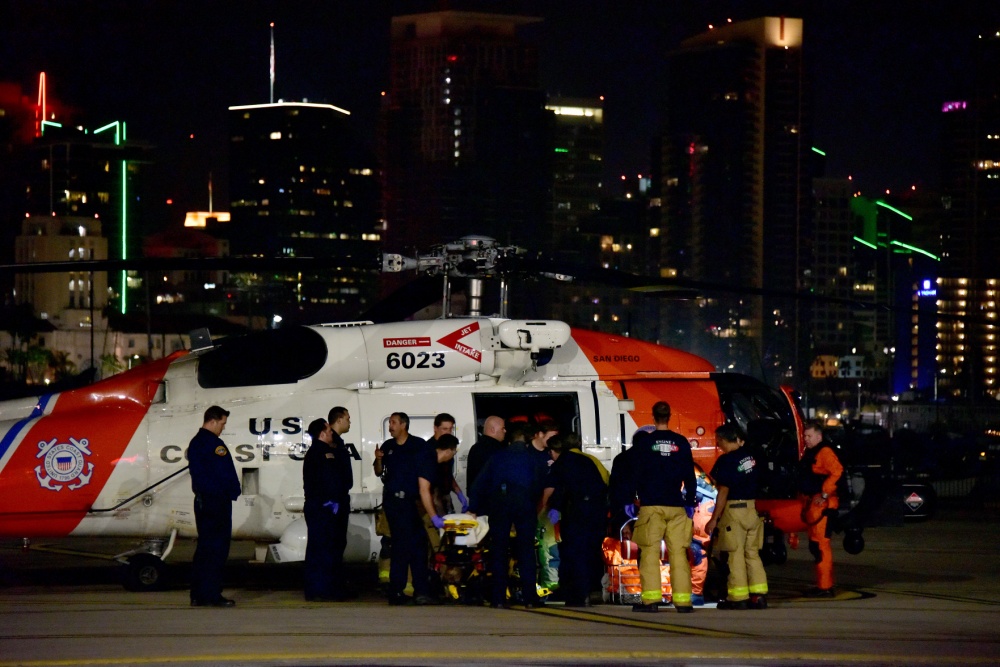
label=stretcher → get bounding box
[601,521,672,605]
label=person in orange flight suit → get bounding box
[798,421,844,597]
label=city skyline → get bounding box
[4,0,998,223]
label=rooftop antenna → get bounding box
[269,22,275,104]
[208,172,213,213]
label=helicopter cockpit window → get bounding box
[197,326,328,388]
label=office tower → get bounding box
[546,97,605,245]
[226,102,381,321]
[660,17,812,383]
[936,31,1000,399]
[381,10,551,253]
[20,119,150,314]
[810,177,859,351]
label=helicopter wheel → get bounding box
[122,553,167,592]
[843,529,865,555]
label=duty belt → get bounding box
[728,501,749,508]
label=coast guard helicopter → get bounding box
[0,236,875,590]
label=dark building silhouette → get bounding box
[659,17,812,384]
[225,101,381,321]
[20,119,151,314]
[381,10,552,253]
[933,31,1000,399]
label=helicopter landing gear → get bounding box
[116,529,177,592]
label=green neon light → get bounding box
[811,147,826,156]
[554,147,569,153]
[39,120,63,135]
[891,240,940,261]
[853,235,877,250]
[875,200,913,221]
[120,159,127,313]
[94,121,121,141]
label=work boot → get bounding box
[804,587,834,598]
[748,594,768,609]
[631,602,658,613]
[716,599,749,610]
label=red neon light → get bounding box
[35,72,47,138]
[446,54,458,62]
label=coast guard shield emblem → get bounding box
[34,437,95,491]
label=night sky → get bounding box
[3,0,998,227]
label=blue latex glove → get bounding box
[431,515,445,530]
[685,505,695,519]
[323,501,339,515]
[624,503,638,519]
[547,508,561,524]
[457,490,469,513]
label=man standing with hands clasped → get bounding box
[302,407,355,602]
[799,421,844,597]
[188,405,240,608]
[628,401,697,614]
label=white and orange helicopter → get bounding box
[0,236,902,590]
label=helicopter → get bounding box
[0,236,905,590]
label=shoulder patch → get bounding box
[325,452,336,459]
[215,445,228,456]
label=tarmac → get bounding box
[1,502,998,666]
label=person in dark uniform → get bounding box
[608,428,649,541]
[799,421,844,597]
[544,433,609,607]
[188,405,240,607]
[302,408,355,602]
[628,401,698,614]
[469,422,547,609]
[373,411,430,605]
[424,414,467,546]
[704,423,768,610]
[466,415,506,492]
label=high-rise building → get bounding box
[934,31,1000,399]
[546,97,605,245]
[14,216,108,324]
[381,10,551,253]
[659,17,812,384]
[810,178,859,351]
[226,101,381,321]
[20,119,150,314]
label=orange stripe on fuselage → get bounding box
[0,353,182,537]
[571,328,723,469]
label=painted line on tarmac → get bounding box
[518,605,751,637]
[2,649,1000,666]
[858,587,1000,606]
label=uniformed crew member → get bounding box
[608,429,648,541]
[418,432,461,595]
[628,401,697,614]
[374,412,430,605]
[469,422,546,609]
[428,413,468,518]
[705,423,768,610]
[544,433,608,607]
[799,421,844,597]
[466,415,506,492]
[531,420,561,591]
[188,405,240,607]
[302,408,355,601]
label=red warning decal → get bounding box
[437,322,482,362]
[383,337,431,348]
